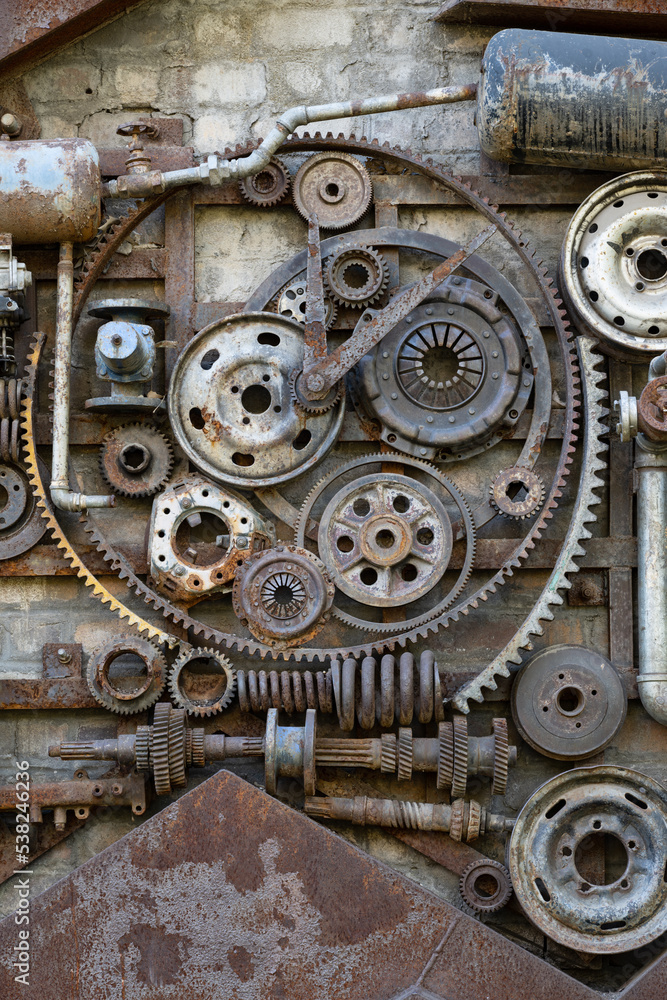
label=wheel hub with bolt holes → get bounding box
[560,171,667,357]
[511,645,627,760]
[509,767,667,953]
[167,313,344,488]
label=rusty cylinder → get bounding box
[477,29,667,172]
[0,139,101,243]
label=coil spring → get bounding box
[0,375,22,463]
[236,650,442,731]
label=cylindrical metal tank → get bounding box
[0,139,100,243]
[477,29,667,171]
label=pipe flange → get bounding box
[293,152,373,230]
[239,157,290,207]
[509,766,667,954]
[151,702,173,795]
[560,171,667,358]
[460,859,513,913]
[99,422,173,497]
[491,718,510,796]
[232,545,334,648]
[511,645,627,760]
[135,725,151,773]
[277,281,337,330]
[324,245,388,309]
[148,475,275,603]
[451,715,468,799]
[490,467,545,520]
[86,636,166,714]
[168,647,237,717]
[288,368,344,415]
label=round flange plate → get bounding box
[511,645,627,760]
[509,766,667,954]
[167,312,344,488]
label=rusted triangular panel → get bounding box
[0,771,598,1000]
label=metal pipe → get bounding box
[51,243,114,511]
[102,84,477,199]
[636,437,667,725]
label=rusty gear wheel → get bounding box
[293,151,373,229]
[491,717,510,796]
[85,636,166,714]
[239,157,290,207]
[151,702,173,795]
[288,367,344,415]
[325,244,389,308]
[168,706,187,788]
[460,859,513,913]
[168,647,237,717]
[451,715,468,799]
[135,725,151,773]
[436,721,454,791]
[277,280,338,329]
[100,423,173,498]
[232,545,335,648]
[490,466,545,520]
[397,728,413,781]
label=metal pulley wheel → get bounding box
[511,645,626,760]
[167,313,344,488]
[509,767,667,953]
[560,171,667,357]
[292,152,373,229]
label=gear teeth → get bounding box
[85,635,166,714]
[188,728,206,768]
[168,706,187,788]
[436,721,454,791]
[239,157,291,208]
[459,858,513,913]
[151,702,172,795]
[99,422,174,498]
[492,718,510,795]
[449,799,464,842]
[288,367,344,415]
[168,647,237,717]
[380,733,397,773]
[325,244,389,309]
[396,728,413,781]
[451,715,468,799]
[135,725,151,772]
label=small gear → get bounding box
[491,718,510,796]
[449,799,465,842]
[436,721,454,791]
[459,859,513,913]
[152,702,173,795]
[381,733,397,773]
[135,725,151,773]
[466,800,482,842]
[288,367,344,415]
[397,728,413,781]
[188,728,206,768]
[277,281,338,329]
[99,422,173,498]
[86,636,166,714]
[168,706,187,788]
[239,158,290,207]
[490,467,546,520]
[451,715,468,799]
[325,245,389,309]
[168,647,237,717]
[293,151,373,229]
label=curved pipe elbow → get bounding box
[51,485,115,512]
[637,676,667,726]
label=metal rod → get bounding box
[50,242,114,511]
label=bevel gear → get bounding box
[324,244,389,308]
[288,367,344,415]
[168,647,237,717]
[459,859,513,914]
[99,422,173,498]
[451,715,468,799]
[490,466,546,520]
[491,718,510,796]
[239,157,290,207]
[85,636,166,714]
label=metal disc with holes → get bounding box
[509,766,667,954]
[167,312,344,488]
[560,171,667,357]
[511,645,626,760]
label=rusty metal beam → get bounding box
[0,0,150,79]
[430,0,667,37]
[0,769,599,999]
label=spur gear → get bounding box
[460,859,513,914]
[168,647,237,717]
[490,467,545,521]
[239,157,290,207]
[168,707,187,788]
[292,151,373,229]
[451,715,468,799]
[288,367,344,415]
[85,636,166,714]
[277,281,338,329]
[397,728,413,781]
[324,244,388,308]
[151,702,173,795]
[436,721,454,791]
[491,718,510,795]
[99,422,173,497]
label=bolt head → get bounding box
[306,373,325,392]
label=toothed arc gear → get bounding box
[239,157,290,207]
[460,859,513,914]
[277,281,338,330]
[451,715,468,799]
[288,367,344,415]
[99,422,174,498]
[324,244,389,308]
[85,636,166,714]
[436,721,454,791]
[151,702,173,795]
[292,151,373,230]
[490,466,546,520]
[491,717,510,795]
[168,647,237,717]
[397,728,413,781]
